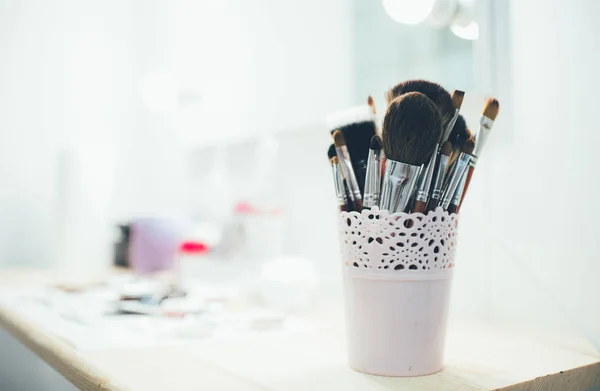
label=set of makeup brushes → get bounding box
[327,80,499,215]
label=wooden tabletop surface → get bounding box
[0,268,598,391]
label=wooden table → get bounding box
[0,269,598,391]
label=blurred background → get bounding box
[0,0,599,387]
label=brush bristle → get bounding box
[327,106,376,163]
[381,92,442,165]
[328,144,336,160]
[326,106,375,131]
[451,90,464,110]
[387,80,454,126]
[441,140,453,156]
[448,115,468,147]
[332,130,346,148]
[369,135,382,150]
[462,138,475,155]
[483,98,500,120]
[367,95,376,114]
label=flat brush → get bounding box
[333,130,363,212]
[329,143,355,211]
[363,135,383,209]
[327,106,377,196]
[441,138,475,211]
[330,156,349,212]
[440,90,465,142]
[367,95,377,115]
[328,145,349,212]
[473,98,499,157]
[448,168,468,214]
[448,115,469,168]
[386,80,455,127]
[445,131,472,195]
[368,95,382,137]
[412,138,444,213]
[459,98,500,207]
[425,140,453,211]
[380,92,442,213]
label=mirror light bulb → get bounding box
[382,0,436,25]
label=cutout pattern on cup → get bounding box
[340,207,458,271]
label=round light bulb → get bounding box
[382,0,436,25]
[450,21,479,40]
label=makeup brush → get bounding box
[448,166,468,214]
[327,106,377,195]
[330,156,349,212]
[368,95,383,139]
[473,98,500,157]
[413,90,463,213]
[328,143,336,160]
[441,138,475,211]
[448,139,477,213]
[380,92,442,213]
[333,130,363,212]
[446,135,474,213]
[440,90,465,142]
[444,131,471,200]
[363,135,383,209]
[367,95,377,115]
[425,140,453,211]
[459,98,500,206]
[412,134,444,213]
[386,80,455,127]
[329,143,356,211]
[328,145,349,212]
[448,116,469,169]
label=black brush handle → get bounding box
[353,159,367,197]
[426,198,440,212]
[447,203,458,214]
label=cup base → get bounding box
[349,364,443,377]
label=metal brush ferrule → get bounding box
[441,153,471,210]
[336,146,362,202]
[473,116,494,158]
[441,109,460,142]
[450,168,468,206]
[379,160,421,213]
[363,148,382,208]
[414,145,438,203]
[430,153,450,201]
[331,161,347,207]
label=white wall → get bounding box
[456,0,600,340]
[0,0,137,268]
[0,0,353,269]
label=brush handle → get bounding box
[440,154,470,210]
[353,160,367,197]
[412,200,427,214]
[426,151,450,212]
[340,203,349,213]
[363,148,382,209]
[343,179,362,212]
[426,198,439,212]
[343,180,355,212]
[353,198,363,212]
[459,164,475,209]
[447,204,458,214]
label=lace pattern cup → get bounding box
[339,207,458,376]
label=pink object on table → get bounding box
[129,218,182,274]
